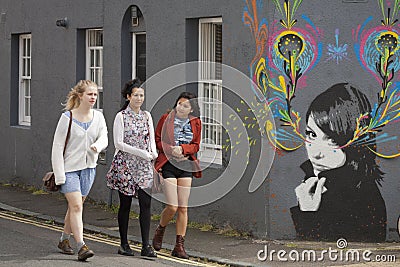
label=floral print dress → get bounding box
[106,109,153,196]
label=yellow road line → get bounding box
[0,211,214,266]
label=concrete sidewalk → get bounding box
[0,183,399,267]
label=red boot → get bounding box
[152,224,166,251]
[171,235,189,259]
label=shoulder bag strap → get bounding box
[62,110,73,156]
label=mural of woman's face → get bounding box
[305,115,346,175]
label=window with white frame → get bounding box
[198,18,222,165]
[19,34,31,126]
[86,29,103,110]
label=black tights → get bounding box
[118,189,151,246]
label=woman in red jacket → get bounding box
[152,92,201,259]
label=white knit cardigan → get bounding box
[51,110,108,185]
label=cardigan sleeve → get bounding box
[145,111,158,159]
[51,114,68,185]
[91,111,108,152]
[155,113,173,155]
[113,112,152,160]
[181,117,201,155]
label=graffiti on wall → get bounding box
[243,0,400,241]
[244,0,322,152]
[326,29,349,64]
[353,0,400,158]
[290,82,387,241]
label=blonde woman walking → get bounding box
[52,80,108,261]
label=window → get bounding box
[86,29,103,110]
[132,32,146,82]
[198,18,222,165]
[19,34,31,126]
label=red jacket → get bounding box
[154,111,202,178]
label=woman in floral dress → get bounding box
[106,78,158,257]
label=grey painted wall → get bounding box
[0,0,399,241]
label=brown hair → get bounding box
[172,92,200,117]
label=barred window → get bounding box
[19,34,31,126]
[86,29,103,110]
[198,18,222,165]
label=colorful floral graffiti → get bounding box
[353,0,400,158]
[326,29,349,64]
[243,0,400,242]
[243,0,322,151]
[244,0,400,159]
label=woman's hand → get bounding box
[90,145,98,152]
[171,146,184,158]
[295,177,326,211]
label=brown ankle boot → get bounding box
[171,235,189,259]
[152,225,166,251]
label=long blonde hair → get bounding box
[64,80,98,110]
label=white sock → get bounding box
[60,232,71,242]
[77,241,85,250]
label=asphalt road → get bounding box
[0,211,210,267]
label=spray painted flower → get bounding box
[263,1,322,151]
[354,1,400,103]
[269,23,322,91]
[351,0,400,158]
[354,24,400,85]
[243,0,322,152]
[327,29,349,64]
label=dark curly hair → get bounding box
[119,78,142,112]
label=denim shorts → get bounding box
[60,168,96,196]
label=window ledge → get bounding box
[11,125,31,130]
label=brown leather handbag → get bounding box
[43,111,72,192]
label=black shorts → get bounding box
[162,161,193,178]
